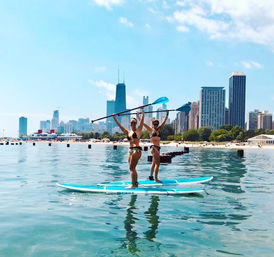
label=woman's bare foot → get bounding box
[126,185,136,189]
[154,179,162,183]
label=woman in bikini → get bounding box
[137,110,169,182]
[113,108,144,188]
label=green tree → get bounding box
[174,133,182,141]
[142,130,150,139]
[161,124,174,140]
[209,129,232,142]
[112,132,126,140]
[266,130,274,135]
[198,126,212,141]
[183,129,199,141]
[77,132,94,139]
[167,135,174,140]
[220,124,233,131]
[245,130,256,140]
[99,131,111,139]
[236,131,248,142]
[230,126,244,140]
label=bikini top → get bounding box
[151,130,161,138]
[127,131,138,141]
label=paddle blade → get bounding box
[152,97,169,105]
[176,102,192,114]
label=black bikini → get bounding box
[127,131,138,141]
[151,130,161,151]
[151,131,161,138]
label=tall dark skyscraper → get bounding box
[229,72,246,128]
[19,116,27,137]
[115,83,126,122]
[51,110,59,131]
[143,96,153,124]
[199,87,225,130]
[106,100,116,133]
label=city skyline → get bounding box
[1,1,274,136]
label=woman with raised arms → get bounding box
[137,110,169,182]
[113,108,144,188]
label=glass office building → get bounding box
[106,100,116,133]
[115,83,126,123]
[51,110,59,131]
[199,87,225,130]
[19,116,27,137]
[229,72,246,128]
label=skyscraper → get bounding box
[199,87,225,130]
[188,101,199,129]
[258,111,272,130]
[225,107,229,125]
[106,100,116,133]
[143,96,153,124]
[51,110,59,131]
[247,110,260,130]
[78,118,90,132]
[115,83,126,114]
[174,111,188,134]
[229,72,246,128]
[40,120,50,132]
[19,117,27,137]
[114,82,131,130]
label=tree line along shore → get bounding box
[77,125,274,143]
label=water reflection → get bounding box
[17,144,27,164]
[144,196,160,241]
[195,149,250,230]
[123,195,139,254]
[102,145,129,180]
[122,195,160,254]
[221,151,247,194]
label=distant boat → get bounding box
[57,133,82,141]
[28,132,82,141]
[29,132,57,140]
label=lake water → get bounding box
[0,143,274,256]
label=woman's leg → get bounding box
[150,148,156,179]
[128,151,141,188]
[153,149,161,182]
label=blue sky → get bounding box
[1,0,274,136]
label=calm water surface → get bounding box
[0,143,274,256]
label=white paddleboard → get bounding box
[98,176,213,187]
[57,183,204,195]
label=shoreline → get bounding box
[1,140,274,150]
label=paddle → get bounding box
[91,97,169,123]
[119,102,192,116]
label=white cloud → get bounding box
[88,79,143,108]
[176,25,189,32]
[206,60,213,67]
[241,60,262,69]
[119,17,134,27]
[176,1,186,7]
[148,7,157,14]
[92,0,123,11]
[145,23,151,29]
[89,79,116,100]
[169,0,274,50]
[162,0,169,9]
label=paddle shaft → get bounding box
[119,109,174,116]
[92,103,151,123]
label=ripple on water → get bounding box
[0,144,274,256]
